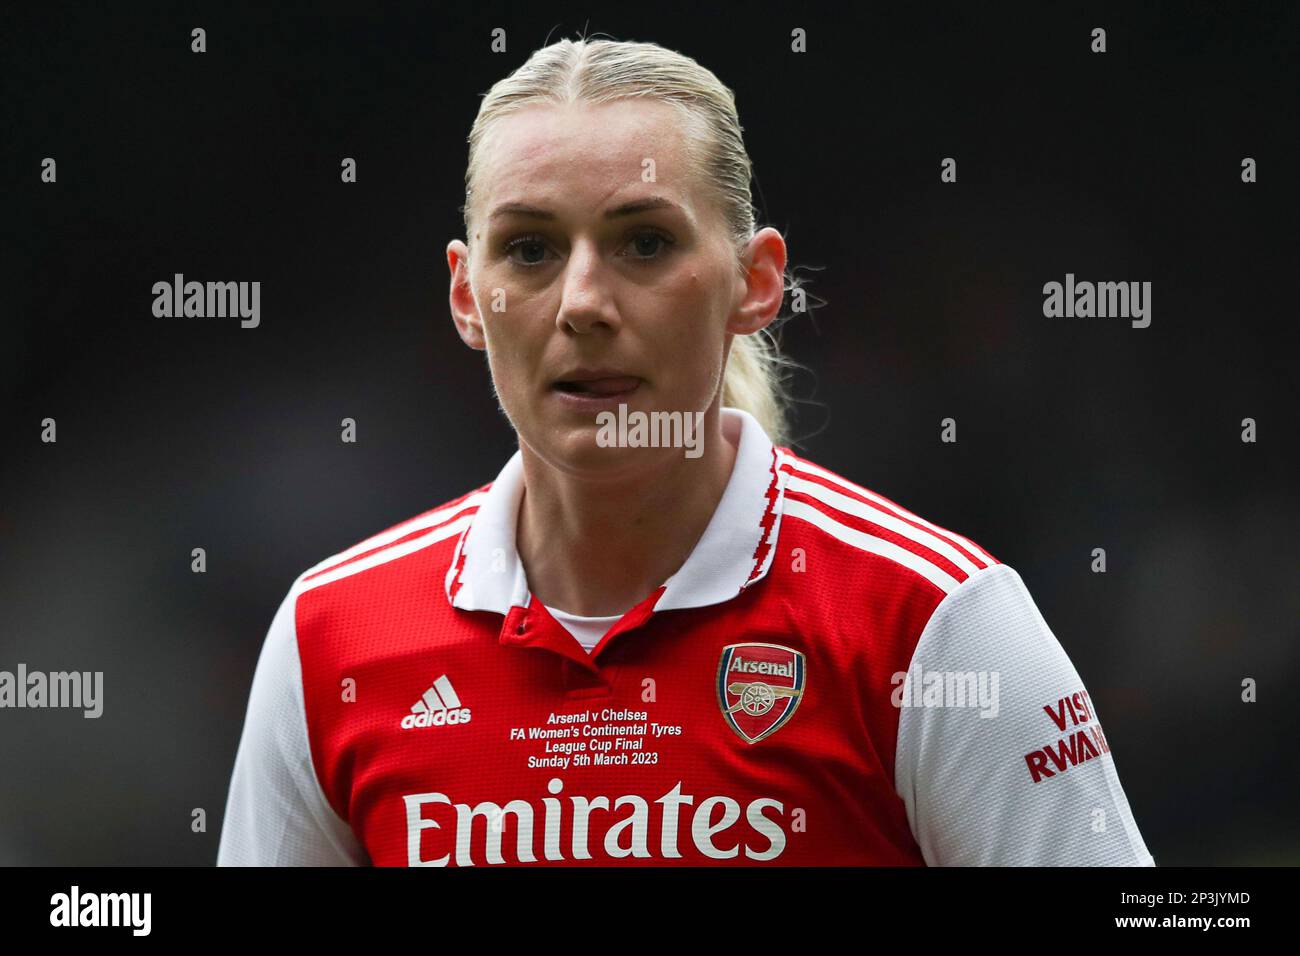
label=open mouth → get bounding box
[552,376,642,396]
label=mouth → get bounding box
[549,374,643,408]
[551,376,642,396]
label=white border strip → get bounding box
[779,454,995,567]
[782,499,962,594]
[303,492,488,578]
[301,514,475,594]
[785,474,983,576]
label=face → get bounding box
[446,99,784,478]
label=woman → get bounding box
[217,37,1154,867]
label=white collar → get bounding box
[444,407,786,616]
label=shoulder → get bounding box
[290,482,491,603]
[264,482,495,687]
[775,446,1002,602]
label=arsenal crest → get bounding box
[716,642,806,744]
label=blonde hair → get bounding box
[460,37,804,447]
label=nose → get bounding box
[555,239,619,335]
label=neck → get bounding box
[515,404,738,617]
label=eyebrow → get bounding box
[488,195,682,222]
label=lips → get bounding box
[551,366,643,396]
[553,376,642,396]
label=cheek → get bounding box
[477,282,530,346]
[666,267,722,329]
[652,273,729,392]
[480,301,546,394]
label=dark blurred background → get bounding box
[1,2,1296,865]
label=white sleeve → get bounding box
[216,577,370,866]
[893,563,1155,866]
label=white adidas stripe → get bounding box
[414,687,443,714]
[779,454,994,567]
[303,492,488,579]
[412,675,462,714]
[432,674,461,709]
[299,513,474,594]
[782,498,963,593]
[784,474,984,576]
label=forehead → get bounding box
[477,99,702,213]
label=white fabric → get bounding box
[216,575,370,866]
[446,407,783,615]
[544,604,625,653]
[894,563,1155,866]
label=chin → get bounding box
[538,425,682,480]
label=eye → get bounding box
[502,234,551,267]
[620,230,675,261]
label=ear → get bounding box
[727,226,787,336]
[447,239,486,350]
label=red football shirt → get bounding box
[217,408,1155,866]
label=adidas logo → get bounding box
[400,674,472,730]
